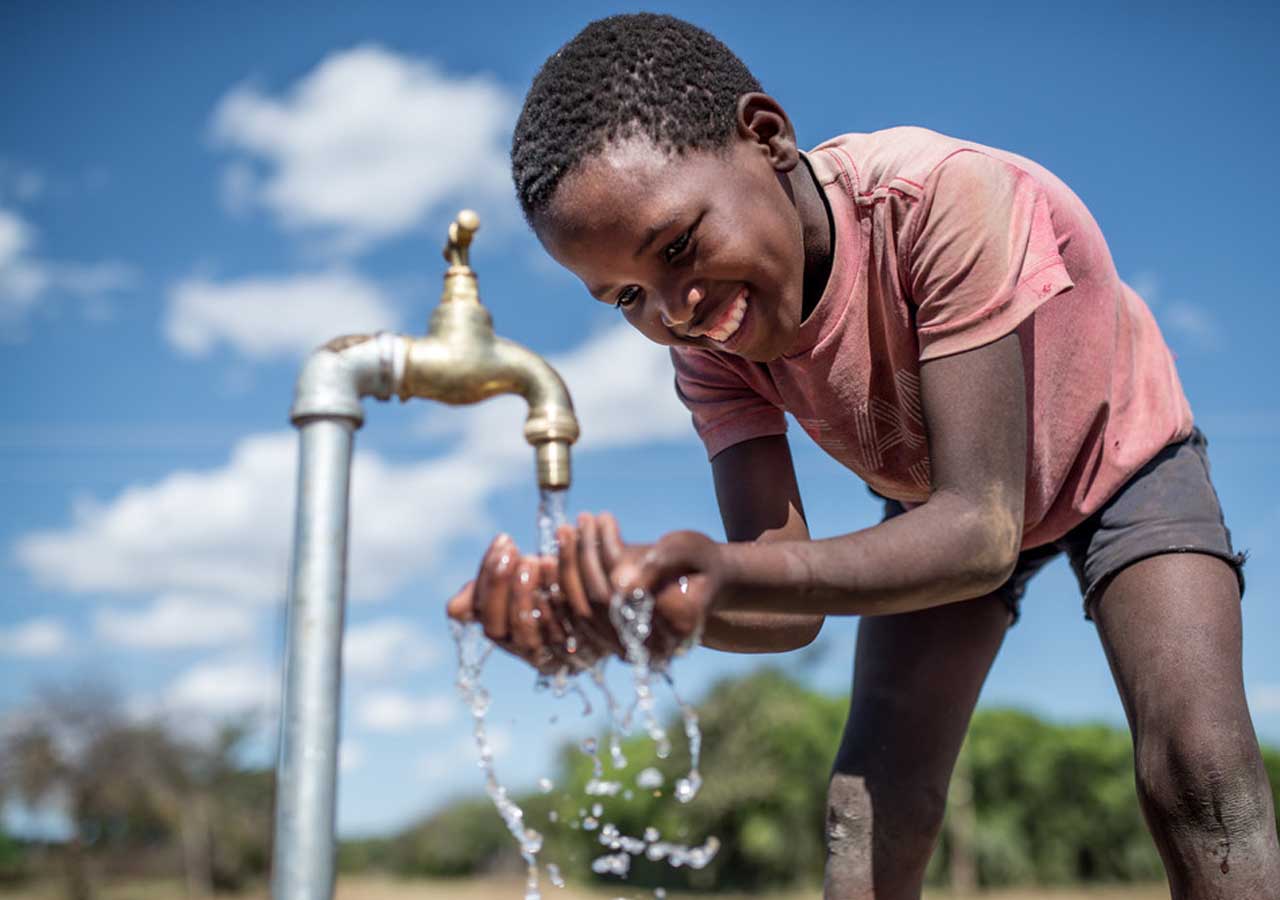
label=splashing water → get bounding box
[609,587,703,802]
[451,619,544,899]
[452,486,715,896]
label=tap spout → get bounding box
[394,209,579,489]
[400,330,579,489]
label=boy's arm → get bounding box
[700,433,823,653]
[626,331,1027,622]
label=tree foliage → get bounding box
[0,685,273,898]
[371,667,1280,892]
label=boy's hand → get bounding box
[444,514,723,671]
[445,535,576,673]
[612,529,723,647]
[445,516,630,671]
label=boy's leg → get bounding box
[825,592,1010,900]
[1092,552,1280,899]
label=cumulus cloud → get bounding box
[357,690,455,733]
[0,206,138,333]
[212,45,516,254]
[0,161,45,202]
[165,657,279,718]
[344,618,439,679]
[423,323,691,455]
[1127,270,1223,352]
[339,739,364,773]
[16,323,692,609]
[95,595,256,649]
[165,269,400,359]
[1252,683,1280,715]
[0,618,71,657]
[15,431,504,604]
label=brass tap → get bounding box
[397,210,579,489]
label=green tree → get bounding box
[547,668,844,892]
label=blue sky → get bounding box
[2,1,1278,838]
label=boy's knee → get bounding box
[1135,722,1276,860]
[824,769,948,892]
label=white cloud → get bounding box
[422,323,692,456]
[16,323,692,611]
[165,657,278,718]
[0,160,45,203]
[339,739,364,773]
[0,618,71,658]
[95,595,256,649]
[0,209,48,318]
[357,690,455,733]
[16,430,504,605]
[1160,301,1223,351]
[1127,270,1223,352]
[1252,683,1280,715]
[212,45,516,254]
[344,618,438,679]
[165,269,400,359]
[0,206,138,332]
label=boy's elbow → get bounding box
[702,611,824,654]
[958,501,1022,594]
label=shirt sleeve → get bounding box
[906,149,1076,361]
[670,347,786,460]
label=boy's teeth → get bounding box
[706,291,748,343]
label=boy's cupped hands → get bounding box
[445,512,724,673]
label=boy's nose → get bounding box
[659,284,704,330]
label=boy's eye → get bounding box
[663,228,692,263]
[614,286,641,309]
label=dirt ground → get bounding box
[331,875,1171,899]
[2,875,1172,900]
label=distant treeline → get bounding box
[0,685,273,899]
[4,671,1279,896]
[341,669,1280,892]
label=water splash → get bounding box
[451,620,544,899]
[452,486,716,896]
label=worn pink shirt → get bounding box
[671,126,1193,549]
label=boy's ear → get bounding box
[735,93,800,173]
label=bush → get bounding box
[369,671,1280,893]
[389,796,525,877]
[0,828,30,884]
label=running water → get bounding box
[451,486,717,896]
[451,619,544,899]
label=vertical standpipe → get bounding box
[273,418,354,900]
[274,336,400,900]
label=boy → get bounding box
[446,13,1280,898]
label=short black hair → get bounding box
[511,13,762,224]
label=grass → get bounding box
[0,875,1172,900]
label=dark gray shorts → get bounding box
[878,428,1246,624]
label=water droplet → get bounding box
[636,767,664,789]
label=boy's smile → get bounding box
[532,96,832,363]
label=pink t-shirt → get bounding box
[671,126,1193,549]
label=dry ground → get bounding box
[1,875,1171,900]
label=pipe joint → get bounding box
[290,332,408,427]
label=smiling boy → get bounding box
[446,13,1280,898]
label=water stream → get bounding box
[450,488,718,898]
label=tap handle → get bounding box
[443,209,480,269]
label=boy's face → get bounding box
[534,131,811,363]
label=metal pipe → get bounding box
[272,418,353,900]
[274,333,403,900]
[271,211,580,900]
